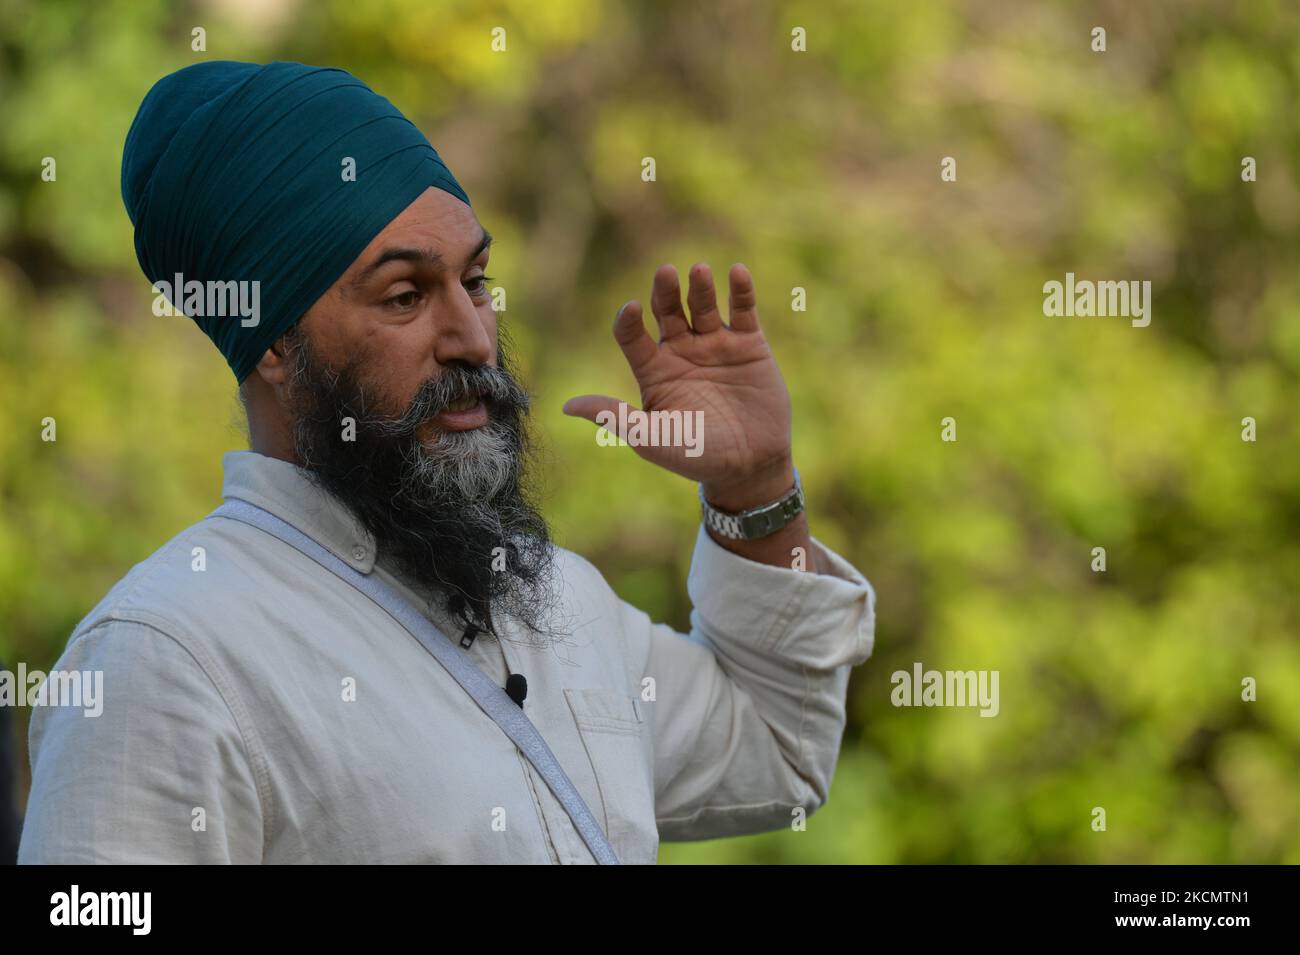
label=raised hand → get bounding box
[563,262,797,512]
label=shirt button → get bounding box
[352,545,366,561]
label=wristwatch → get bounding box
[699,468,804,540]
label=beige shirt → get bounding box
[19,450,876,864]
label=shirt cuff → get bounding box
[684,522,877,663]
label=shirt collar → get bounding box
[220,450,378,574]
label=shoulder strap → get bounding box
[210,498,620,865]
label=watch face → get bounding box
[739,511,777,538]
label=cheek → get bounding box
[478,303,500,354]
[346,326,428,414]
[296,297,354,366]
[391,344,438,409]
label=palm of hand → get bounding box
[563,262,793,487]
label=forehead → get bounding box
[349,186,482,268]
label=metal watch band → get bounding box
[699,468,804,540]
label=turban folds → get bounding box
[121,60,471,383]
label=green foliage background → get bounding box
[1,0,1297,863]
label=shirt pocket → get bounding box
[563,687,659,865]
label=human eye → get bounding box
[383,289,424,311]
[466,273,494,297]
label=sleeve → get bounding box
[627,525,876,841]
[18,618,266,864]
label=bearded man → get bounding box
[19,61,876,865]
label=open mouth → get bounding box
[427,394,489,432]
[443,395,483,413]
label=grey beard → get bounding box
[409,429,515,499]
[377,384,522,504]
[281,324,559,645]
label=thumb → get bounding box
[562,395,638,440]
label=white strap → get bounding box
[210,498,620,865]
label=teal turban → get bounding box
[121,60,471,383]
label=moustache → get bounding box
[380,362,531,436]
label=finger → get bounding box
[611,300,658,372]
[560,395,672,467]
[650,264,691,339]
[685,262,724,334]
[727,262,761,332]
[561,394,638,442]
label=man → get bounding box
[19,61,876,864]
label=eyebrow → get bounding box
[352,227,492,288]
